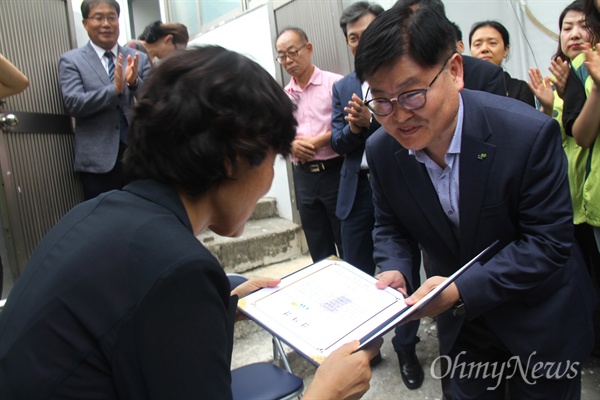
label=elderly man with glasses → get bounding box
[356,3,597,399]
[275,28,344,262]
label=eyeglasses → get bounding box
[88,14,118,24]
[365,54,454,116]
[347,35,361,48]
[276,44,307,64]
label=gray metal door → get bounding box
[273,0,351,87]
[0,0,83,297]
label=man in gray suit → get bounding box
[59,0,151,200]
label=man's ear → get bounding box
[449,53,464,91]
[306,42,313,56]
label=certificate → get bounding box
[238,242,497,365]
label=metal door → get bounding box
[0,0,83,298]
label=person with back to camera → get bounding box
[355,3,597,399]
[126,20,189,65]
[0,45,382,399]
[0,53,29,298]
[469,20,536,107]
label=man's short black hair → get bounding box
[339,2,385,38]
[393,0,445,13]
[123,46,297,197]
[355,3,456,82]
[81,0,120,19]
[451,22,463,42]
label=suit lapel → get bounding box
[458,91,496,263]
[82,42,111,85]
[349,72,363,98]
[395,149,460,260]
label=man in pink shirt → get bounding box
[276,27,344,261]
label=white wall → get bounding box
[188,5,295,220]
[445,0,566,81]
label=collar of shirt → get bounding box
[286,65,323,94]
[90,41,118,72]
[361,80,370,101]
[411,94,464,166]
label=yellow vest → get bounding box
[568,52,600,226]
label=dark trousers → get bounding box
[340,177,375,275]
[441,317,582,399]
[293,163,342,261]
[80,142,126,201]
[391,240,422,352]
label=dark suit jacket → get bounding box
[59,42,152,173]
[0,181,237,398]
[331,72,381,220]
[366,89,597,363]
[504,71,536,108]
[462,55,506,96]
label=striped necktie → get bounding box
[105,51,115,82]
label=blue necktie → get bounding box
[105,51,115,82]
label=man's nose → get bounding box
[391,102,413,123]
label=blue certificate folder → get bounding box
[238,242,497,366]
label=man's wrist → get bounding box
[127,77,139,90]
[452,299,465,317]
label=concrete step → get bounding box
[248,196,277,221]
[196,197,308,274]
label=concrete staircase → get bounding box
[196,197,308,274]
[196,196,316,375]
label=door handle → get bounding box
[0,113,19,130]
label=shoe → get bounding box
[370,351,383,367]
[397,350,424,390]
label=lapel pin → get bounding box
[477,153,487,160]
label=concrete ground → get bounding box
[235,255,600,400]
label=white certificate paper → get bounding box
[238,243,496,365]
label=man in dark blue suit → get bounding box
[331,1,424,390]
[355,4,597,399]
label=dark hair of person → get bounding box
[553,0,586,61]
[81,0,120,19]
[123,46,297,197]
[468,20,510,50]
[339,2,385,38]
[138,20,189,47]
[355,4,455,82]
[451,22,463,42]
[584,0,600,45]
[276,27,309,43]
[392,0,445,13]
